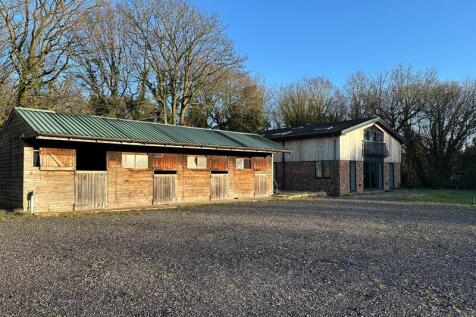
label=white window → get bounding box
[187,155,207,169]
[122,153,149,169]
[236,158,251,169]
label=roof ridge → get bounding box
[266,117,378,133]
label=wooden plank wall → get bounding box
[23,146,75,212]
[0,113,25,210]
[107,152,272,207]
[21,146,273,212]
[107,151,154,208]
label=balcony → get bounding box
[363,141,389,158]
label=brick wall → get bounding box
[274,161,339,195]
[275,160,369,196]
[395,163,401,188]
[383,162,401,190]
[338,161,349,195]
[275,160,401,196]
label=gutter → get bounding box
[35,134,291,154]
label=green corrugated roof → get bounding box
[13,107,289,153]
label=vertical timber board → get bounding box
[0,112,26,210]
[254,174,268,197]
[210,174,228,200]
[153,174,176,204]
[74,171,107,211]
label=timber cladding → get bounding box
[40,148,76,171]
[0,108,285,213]
[18,147,273,213]
[0,113,25,210]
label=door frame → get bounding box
[74,171,108,211]
[363,158,384,191]
[153,171,177,205]
[389,163,395,189]
[349,161,357,193]
[210,172,229,200]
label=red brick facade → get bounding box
[274,161,400,196]
[274,161,339,195]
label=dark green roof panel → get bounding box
[14,107,288,152]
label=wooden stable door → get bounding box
[254,174,268,197]
[153,174,177,204]
[210,173,228,200]
[74,171,107,211]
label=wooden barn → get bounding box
[0,108,289,213]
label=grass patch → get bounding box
[0,210,30,221]
[348,189,476,206]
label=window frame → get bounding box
[187,155,208,170]
[121,152,149,169]
[32,148,40,168]
[236,158,252,170]
[364,126,384,143]
[315,161,331,179]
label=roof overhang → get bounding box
[34,134,291,154]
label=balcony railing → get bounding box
[363,141,389,157]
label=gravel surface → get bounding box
[0,199,475,316]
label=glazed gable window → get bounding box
[236,158,251,169]
[187,155,207,169]
[364,126,384,142]
[315,161,331,178]
[122,153,148,169]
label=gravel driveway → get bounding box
[0,199,475,316]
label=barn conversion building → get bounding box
[0,108,288,213]
[265,117,404,196]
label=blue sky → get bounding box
[191,0,476,87]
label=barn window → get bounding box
[40,148,76,171]
[236,158,251,169]
[33,148,40,167]
[187,155,207,169]
[316,161,331,178]
[122,153,149,169]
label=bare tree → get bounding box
[0,0,94,106]
[71,0,140,117]
[276,77,346,127]
[122,0,243,124]
[416,81,476,186]
[187,71,267,132]
[345,66,436,133]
